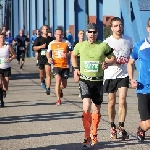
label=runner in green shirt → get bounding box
[71,23,115,147]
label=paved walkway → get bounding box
[0,58,150,150]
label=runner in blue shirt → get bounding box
[5,30,14,46]
[127,18,150,142]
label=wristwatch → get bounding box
[73,67,79,71]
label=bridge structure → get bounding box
[1,0,150,57]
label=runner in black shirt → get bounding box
[33,25,53,95]
[13,30,30,70]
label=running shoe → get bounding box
[82,137,91,147]
[41,82,46,89]
[91,135,98,146]
[137,127,145,142]
[118,126,129,140]
[46,88,50,95]
[110,127,117,139]
[56,99,61,106]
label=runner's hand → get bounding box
[40,43,46,49]
[48,58,53,64]
[101,62,108,70]
[6,58,12,62]
[74,69,80,83]
[130,79,138,88]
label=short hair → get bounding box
[147,18,150,26]
[41,25,49,30]
[87,23,98,31]
[0,32,6,37]
[78,30,84,34]
[110,17,122,26]
[55,28,63,33]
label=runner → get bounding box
[47,28,72,105]
[0,33,16,105]
[13,29,30,70]
[72,30,84,97]
[103,17,133,140]
[71,23,115,147]
[127,18,150,142]
[33,25,53,95]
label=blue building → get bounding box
[2,0,150,57]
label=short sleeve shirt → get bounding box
[73,40,113,81]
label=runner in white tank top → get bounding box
[0,33,16,106]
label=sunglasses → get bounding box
[88,31,97,34]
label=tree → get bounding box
[103,25,112,40]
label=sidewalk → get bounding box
[0,58,150,150]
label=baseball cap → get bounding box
[87,23,98,31]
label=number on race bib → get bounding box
[41,49,47,56]
[54,50,66,58]
[0,58,7,64]
[84,61,99,72]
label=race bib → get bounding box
[54,50,66,58]
[0,58,7,64]
[41,49,47,56]
[84,61,99,72]
[20,47,25,50]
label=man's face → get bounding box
[48,32,52,37]
[36,30,40,36]
[42,26,48,35]
[55,30,62,41]
[86,29,98,42]
[78,31,84,40]
[111,21,123,36]
[3,27,6,32]
[19,30,24,36]
[0,35,5,43]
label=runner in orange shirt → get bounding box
[47,28,72,105]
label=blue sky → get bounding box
[103,0,121,17]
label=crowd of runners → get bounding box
[0,17,150,147]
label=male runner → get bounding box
[47,28,72,105]
[71,23,115,147]
[13,29,30,70]
[33,25,53,95]
[127,18,150,142]
[103,17,133,140]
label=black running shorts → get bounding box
[103,76,129,93]
[53,67,69,79]
[0,67,11,77]
[79,78,103,105]
[38,63,51,70]
[137,93,150,121]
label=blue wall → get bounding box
[120,0,150,44]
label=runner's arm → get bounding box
[8,45,16,60]
[12,35,18,45]
[104,47,116,65]
[127,44,138,80]
[32,38,42,51]
[127,57,135,80]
